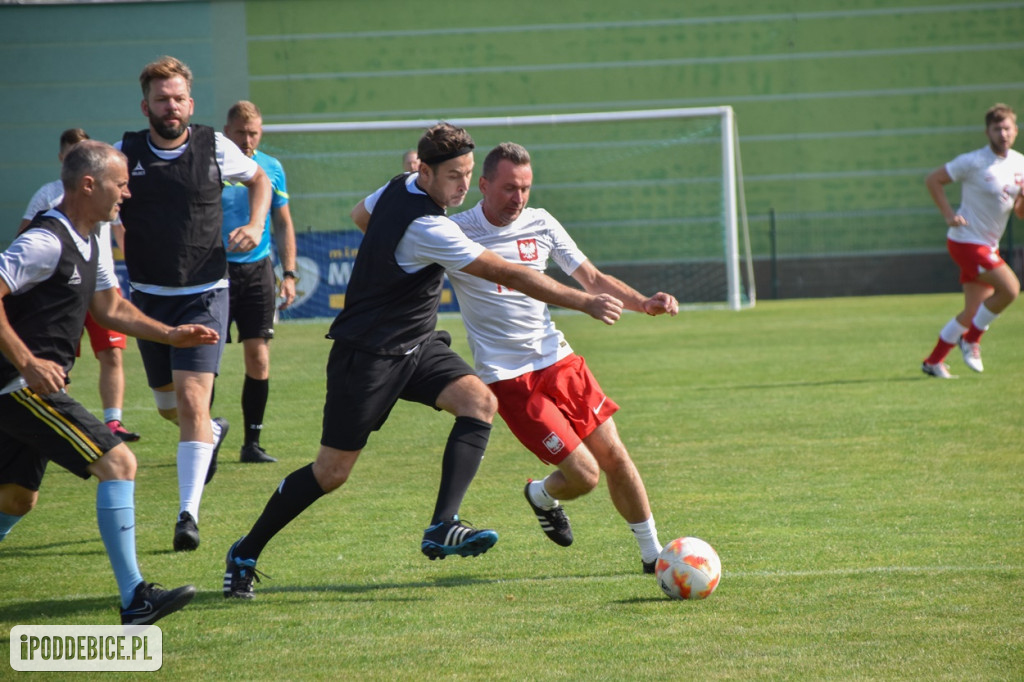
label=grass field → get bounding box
[2,294,1022,680]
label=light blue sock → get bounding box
[103,408,122,423]
[0,511,23,541]
[96,480,144,608]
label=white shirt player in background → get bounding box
[19,128,141,441]
[922,104,1024,378]
[402,149,420,172]
[447,142,679,573]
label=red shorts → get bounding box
[947,239,1004,285]
[489,354,619,465]
[79,291,128,357]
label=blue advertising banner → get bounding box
[115,230,461,320]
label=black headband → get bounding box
[420,145,474,166]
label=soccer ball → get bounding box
[655,536,721,600]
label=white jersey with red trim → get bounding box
[945,145,1024,247]
[448,201,587,384]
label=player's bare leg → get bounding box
[0,484,37,541]
[584,419,652,524]
[531,419,661,570]
[956,265,1020,372]
[97,347,140,442]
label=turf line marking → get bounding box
[250,42,1024,82]
[733,565,1022,578]
[263,82,1024,124]
[247,3,1024,41]
[14,564,1019,605]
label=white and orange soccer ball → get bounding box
[655,536,721,600]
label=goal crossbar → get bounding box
[264,106,754,310]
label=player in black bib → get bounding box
[0,141,219,624]
[224,123,625,599]
[116,56,272,552]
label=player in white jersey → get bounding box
[922,104,1024,378]
[447,142,679,573]
[221,125,625,599]
[20,128,140,442]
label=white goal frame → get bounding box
[265,106,755,310]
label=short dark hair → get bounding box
[482,142,531,180]
[59,128,90,150]
[417,122,475,167]
[139,56,193,98]
[985,103,1017,128]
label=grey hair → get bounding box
[61,140,124,192]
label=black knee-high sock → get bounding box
[242,375,269,445]
[431,416,492,524]
[236,463,325,559]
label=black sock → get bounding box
[236,463,325,559]
[242,375,269,445]
[431,416,492,524]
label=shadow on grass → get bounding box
[0,577,503,627]
[0,594,120,628]
[207,569,656,603]
[613,595,676,604]
[1,537,103,559]
[217,574,506,601]
[134,460,177,470]
[0,571,656,626]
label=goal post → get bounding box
[262,106,755,311]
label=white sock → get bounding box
[528,478,559,510]
[939,318,969,344]
[628,516,662,563]
[104,407,122,423]
[177,441,213,523]
[971,304,998,332]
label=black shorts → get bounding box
[228,259,276,342]
[0,388,122,490]
[132,288,229,388]
[321,331,475,451]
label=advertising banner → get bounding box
[115,230,461,320]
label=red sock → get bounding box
[963,325,984,344]
[924,339,955,365]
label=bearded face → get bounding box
[148,109,190,141]
[142,75,194,144]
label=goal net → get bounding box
[261,107,754,311]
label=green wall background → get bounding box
[1,0,1022,264]
[0,0,247,243]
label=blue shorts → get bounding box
[132,288,229,387]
